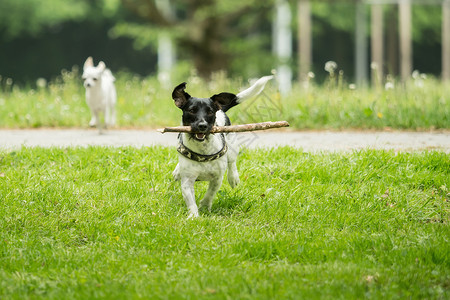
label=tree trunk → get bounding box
[184,17,230,79]
[273,0,292,95]
[386,5,398,76]
[443,0,450,80]
[355,0,368,87]
[399,0,412,82]
[371,4,384,87]
[297,0,311,83]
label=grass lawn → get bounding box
[0,70,449,130]
[0,147,449,299]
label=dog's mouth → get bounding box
[193,133,207,141]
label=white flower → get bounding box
[36,78,47,88]
[349,83,356,90]
[324,61,337,73]
[385,82,394,90]
[412,70,426,87]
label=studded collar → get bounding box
[177,133,228,162]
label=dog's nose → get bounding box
[198,122,208,132]
[85,83,91,88]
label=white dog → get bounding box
[82,57,117,132]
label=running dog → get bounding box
[172,76,273,218]
[82,57,117,133]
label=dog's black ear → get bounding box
[211,93,238,111]
[172,82,191,108]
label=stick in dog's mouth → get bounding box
[158,121,290,134]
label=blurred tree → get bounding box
[0,0,445,83]
[117,0,274,78]
[0,0,156,83]
[306,1,443,78]
[0,0,89,38]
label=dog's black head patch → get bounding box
[181,98,219,141]
[172,82,237,142]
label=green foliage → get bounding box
[0,0,446,82]
[111,22,161,51]
[312,2,356,33]
[275,74,450,129]
[0,71,448,130]
[117,0,274,77]
[0,0,89,37]
[101,0,122,17]
[311,1,443,42]
[412,4,442,43]
[0,147,449,298]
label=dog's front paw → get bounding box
[187,211,199,219]
[227,172,240,188]
[172,168,181,181]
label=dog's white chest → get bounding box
[176,155,226,180]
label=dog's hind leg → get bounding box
[89,116,97,127]
[110,102,116,127]
[105,96,116,127]
[109,88,117,127]
[93,110,103,134]
[199,177,222,212]
[181,177,199,218]
[105,101,111,128]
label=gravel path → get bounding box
[1,129,449,152]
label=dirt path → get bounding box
[1,129,449,152]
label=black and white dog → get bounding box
[171,76,273,218]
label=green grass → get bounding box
[0,147,449,299]
[0,69,449,130]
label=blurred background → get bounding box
[0,0,447,88]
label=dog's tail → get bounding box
[237,75,273,102]
[103,69,116,82]
[220,75,273,112]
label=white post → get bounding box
[371,3,384,86]
[158,33,175,88]
[298,0,312,83]
[274,0,292,96]
[443,0,450,81]
[156,0,176,88]
[355,0,368,87]
[399,0,412,82]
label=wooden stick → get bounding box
[158,121,289,134]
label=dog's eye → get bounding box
[93,78,98,81]
[188,108,196,114]
[207,110,215,116]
